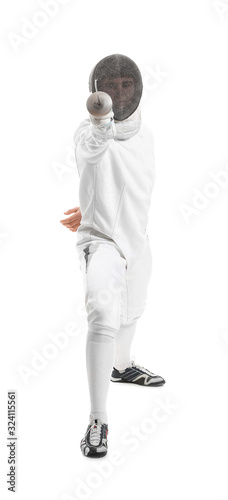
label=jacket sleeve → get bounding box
[73,118,116,166]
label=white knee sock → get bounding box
[114,320,138,371]
[86,328,115,425]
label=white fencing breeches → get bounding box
[78,235,153,331]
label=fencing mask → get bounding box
[89,54,143,122]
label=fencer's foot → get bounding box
[110,356,166,386]
[80,417,108,458]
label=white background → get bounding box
[1,0,228,499]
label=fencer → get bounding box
[60,54,165,458]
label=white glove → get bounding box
[89,109,114,127]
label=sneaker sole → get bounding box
[110,376,165,386]
[81,449,108,458]
[83,451,107,458]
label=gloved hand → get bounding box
[89,109,114,127]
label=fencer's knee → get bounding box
[86,291,121,331]
[87,326,115,342]
[120,318,138,328]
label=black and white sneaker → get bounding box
[80,416,108,458]
[110,356,166,386]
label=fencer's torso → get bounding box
[74,108,156,269]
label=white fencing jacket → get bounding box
[73,107,156,269]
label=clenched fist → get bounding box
[60,207,82,232]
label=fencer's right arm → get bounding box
[73,93,116,164]
[73,117,116,164]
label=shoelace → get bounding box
[89,421,102,446]
[130,356,156,377]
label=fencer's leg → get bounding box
[86,327,116,425]
[83,243,126,423]
[113,320,138,371]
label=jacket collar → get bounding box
[114,106,141,140]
